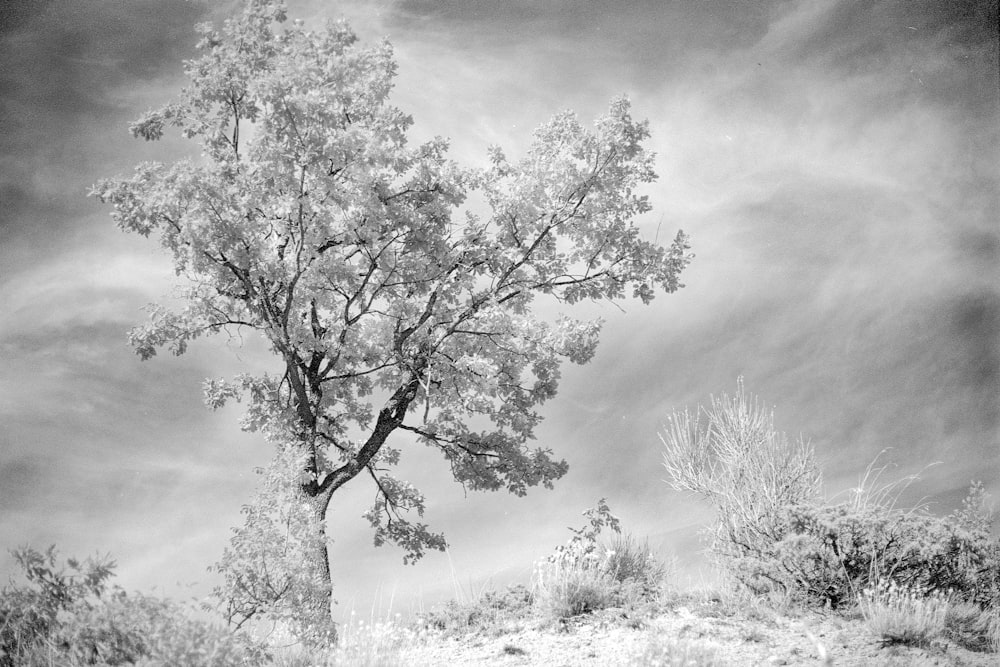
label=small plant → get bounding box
[502,643,527,655]
[534,541,621,619]
[991,608,1000,653]
[858,581,949,647]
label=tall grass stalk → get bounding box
[833,449,938,516]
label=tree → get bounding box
[94,0,691,640]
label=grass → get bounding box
[606,534,671,595]
[267,612,435,666]
[944,602,1000,653]
[858,581,949,647]
[532,543,623,620]
[531,528,671,623]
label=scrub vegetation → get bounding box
[3,383,997,664]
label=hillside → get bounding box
[298,585,1000,666]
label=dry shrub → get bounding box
[660,378,822,588]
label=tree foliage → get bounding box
[94,0,691,634]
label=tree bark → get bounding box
[313,487,335,623]
[305,362,427,611]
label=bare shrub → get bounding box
[659,378,822,588]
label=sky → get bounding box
[1,0,998,621]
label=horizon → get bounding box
[1,0,997,621]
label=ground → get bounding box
[378,594,998,666]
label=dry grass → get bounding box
[858,582,949,647]
[533,543,622,620]
[606,534,671,595]
[267,612,435,666]
[943,602,1000,653]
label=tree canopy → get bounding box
[94,0,691,639]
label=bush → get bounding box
[750,497,1000,609]
[419,584,533,636]
[212,444,338,649]
[0,546,256,667]
[0,546,118,666]
[661,382,1000,612]
[724,475,1000,608]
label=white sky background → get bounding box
[0,0,997,620]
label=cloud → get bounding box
[0,0,215,271]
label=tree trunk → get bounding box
[313,485,336,625]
